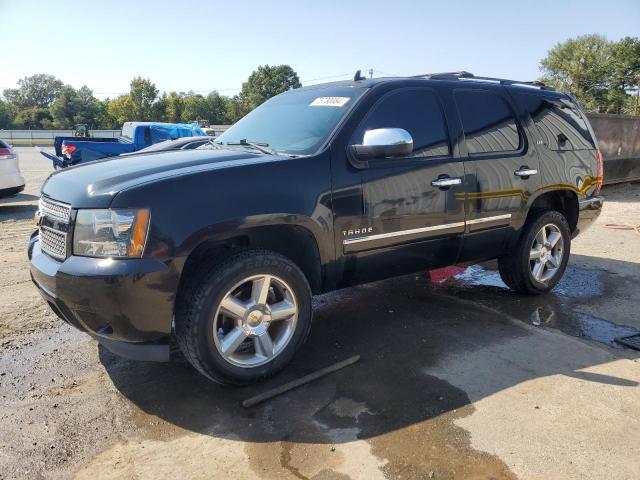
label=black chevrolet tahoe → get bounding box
[29,72,604,385]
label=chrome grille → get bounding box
[38,197,71,260]
[40,226,67,260]
[39,197,71,222]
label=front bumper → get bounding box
[574,195,604,237]
[29,235,174,362]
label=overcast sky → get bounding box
[2,0,639,98]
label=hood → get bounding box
[41,149,285,208]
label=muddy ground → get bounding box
[1,148,639,479]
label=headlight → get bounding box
[73,208,150,258]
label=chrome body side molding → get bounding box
[342,214,512,245]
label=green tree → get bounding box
[165,92,185,123]
[239,65,301,114]
[0,100,15,128]
[50,85,100,128]
[182,91,231,124]
[225,95,245,124]
[74,86,99,125]
[50,85,80,128]
[540,34,611,111]
[540,35,640,114]
[205,91,229,124]
[129,77,158,120]
[13,107,52,128]
[107,95,136,125]
[610,37,640,115]
[182,93,208,123]
[152,93,168,122]
[3,74,64,109]
[94,99,119,129]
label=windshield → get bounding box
[216,86,367,155]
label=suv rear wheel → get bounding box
[175,250,312,385]
[498,210,571,295]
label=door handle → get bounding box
[514,167,538,177]
[431,177,462,189]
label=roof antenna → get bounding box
[353,70,366,81]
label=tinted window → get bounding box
[354,89,450,158]
[455,90,520,154]
[216,86,366,155]
[515,94,594,150]
[0,139,8,148]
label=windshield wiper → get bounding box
[218,139,278,156]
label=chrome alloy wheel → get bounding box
[529,223,564,283]
[212,274,298,368]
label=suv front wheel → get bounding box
[175,250,313,385]
[498,210,571,295]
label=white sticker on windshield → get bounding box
[310,96,350,107]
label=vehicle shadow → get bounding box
[0,192,39,204]
[0,192,40,205]
[0,203,38,222]
[100,271,637,455]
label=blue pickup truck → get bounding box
[40,122,207,168]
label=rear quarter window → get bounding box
[0,139,8,148]
[120,123,133,141]
[514,93,595,151]
[455,89,521,154]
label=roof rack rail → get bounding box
[413,71,555,91]
[414,71,474,79]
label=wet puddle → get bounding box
[433,264,638,349]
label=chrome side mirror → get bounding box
[352,128,413,160]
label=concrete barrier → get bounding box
[587,114,640,184]
[0,127,231,147]
[0,129,121,147]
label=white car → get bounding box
[0,140,25,198]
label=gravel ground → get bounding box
[1,148,639,480]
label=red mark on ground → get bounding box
[429,265,467,284]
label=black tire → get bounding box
[498,210,571,295]
[174,249,312,385]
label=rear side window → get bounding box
[120,123,133,141]
[515,94,594,150]
[455,90,521,154]
[354,88,450,158]
[0,139,8,148]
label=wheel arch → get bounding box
[526,188,579,233]
[177,220,325,298]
